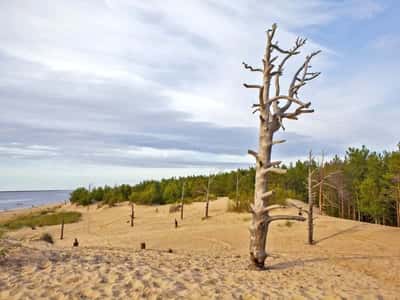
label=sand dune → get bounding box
[1,198,400,299]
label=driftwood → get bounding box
[243,23,320,269]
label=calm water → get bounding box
[0,190,72,211]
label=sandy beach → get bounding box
[1,198,400,299]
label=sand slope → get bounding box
[1,198,400,299]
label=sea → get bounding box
[0,190,72,211]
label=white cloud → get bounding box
[0,0,393,189]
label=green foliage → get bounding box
[40,232,54,244]
[70,187,91,205]
[0,211,81,231]
[67,144,400,226]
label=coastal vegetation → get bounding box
[0,210,82,236]
[69,144,400,227]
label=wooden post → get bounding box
[180,182,185,220]
[130,203,135,227]
[60,217,64,240]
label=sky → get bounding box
[0,0,399,190]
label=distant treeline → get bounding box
[70,145,400,227]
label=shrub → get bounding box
[40,233,54,244]
[70,187,91,206]
[0,211,82,231]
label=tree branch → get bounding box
[243,84,262,89]
[261,191,274,200]
[273,37,307,99]
[242,62,263,72]
[267,161,281,167]
[267,96,309,107]
[267,215,306,223]
[261,167,287,176]
[289,50,321,97]
[262,204,287,213]
[273,139,286,145]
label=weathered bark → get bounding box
[244,23,320,269]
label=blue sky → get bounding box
[0,0,399,190]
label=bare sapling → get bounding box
[180,182,185,220]
[60,217,64,240]
[204,175,213,219]
[130,203,135,227]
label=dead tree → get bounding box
[204,175,213,219]
[235,170,240,210]
[60,217,64,240]
[307,151,315,244]
[243,23,320,269]
[290,151,316,245]
[130,203,135,227]
[180,182,185,220]
[394,176,400,227]
[318,151,325,214]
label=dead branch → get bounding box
[242,62,263,72]
[267,215,306,223]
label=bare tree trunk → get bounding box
[340,189,345,219]
[318,152,324,214]
[397,183,400,227]
[180,182,185,220]
[60,217,64,240]
[130,203,134,227]
[347,198,351,220]
[244,24,319,269]
[204,176,212,218]
[236,171,240,210]
[308,151,314,245]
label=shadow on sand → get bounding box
[268,254,399,270]
[314,224,362,244]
